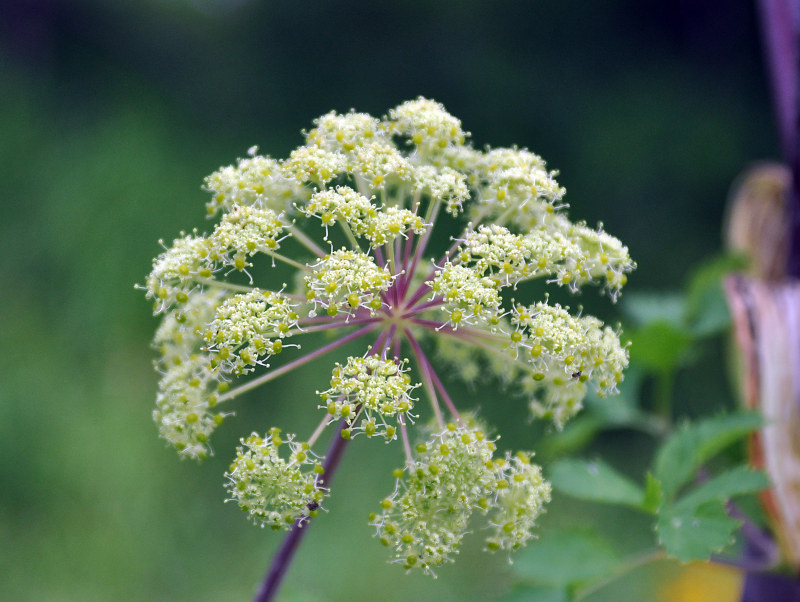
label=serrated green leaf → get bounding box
[653,412,763,501]
[642,473,663,514]
[502,584,568,602]
[513,528,620,587]
[549,459,644,508]
[676,466,769,510]
[627,320,693,373]
[656,500,740,562]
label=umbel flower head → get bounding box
[140,97,634,574]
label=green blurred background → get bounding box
[0,1,777,600]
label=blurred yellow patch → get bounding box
[659,562,742,602]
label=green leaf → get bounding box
[539,414,604,458]
[676,466,769,510]
[513,528,620,588]
[653,412,763,501]
[642,473,663,514]
[627,320,693,373]
[549,459,644,508]
[586,366,645,426]
[502,584,568,602]
[622,291,686,328]
[684,253,746,337]
[656,500,739,562]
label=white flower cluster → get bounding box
[204,147,306,216]
[145,232,211,315]
[430,263,502,327]
[151,289,229,459]
[298,186,426,248]
[413,166,471,215]
[370,422,550,574]
[209,206,287,273]
[204,289,298,376]
[305,249,393,316]
[319,356,418,440]
[142,97,634,576]
[225,429,326,530]
[509,302,629,427]
[389,97,467,156]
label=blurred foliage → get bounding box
[0,0,777,600]
[506,254,767,600]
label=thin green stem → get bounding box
[354,173,371,198]
[573,549,665,601]
[398,415,414,466]
[307,413,331,448]
[287,224,326,258]
[195,277,256,293]
[263,249,312,271]
[654,370,674,422]
[386,241,397,277]
[338,221,362,252]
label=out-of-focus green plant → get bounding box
[506,254,770,601]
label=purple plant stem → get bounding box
[401,227,462,308]
[739,9,799,599]
[403,298,444,315]
[377,324,396,359]
[399,221,435,300]
[402,246,455,309]
[410,317,503,340]
[253,419,351,602]
[398,415,414,466]
[221,323,378,402]
[374,245,386,268]
[399,230,415,293]
[253,327,395,601]
[758,0,800,277]
[392,329,402,362]
[296,317,380,331]
[758,0,799,163]
[403,327,444,426]
[404,328,461,421]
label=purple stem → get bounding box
[403,277,437,310]
[222,323,378,402]
[403,327,444,426]
[758,0,799,162]
[403,298,444,315]
[296,316,380,331]
[404,328,461,421]
[374,245,386,268]
[253,327,394,601]
[253,419,351,602]
[757,0,800,276]
[399,230,415,292]
[401,233,460,309]
[410,317,503,340]
[399,222,435,301]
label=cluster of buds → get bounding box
[141,97,633,572]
